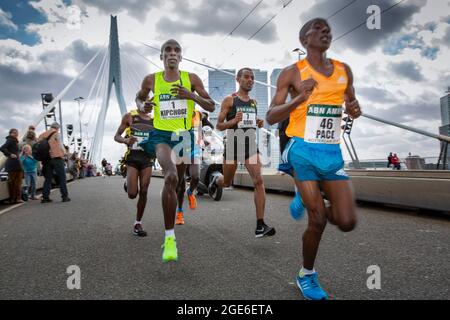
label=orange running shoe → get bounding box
[176,210,185,225]
[187,189,197,210]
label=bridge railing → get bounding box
[344,156,450,170]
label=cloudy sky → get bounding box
[0,0,449,166]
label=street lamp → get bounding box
[41,93,56,130]
[74,96,84,145]
[293,48,306,60]
[83,122,90,158]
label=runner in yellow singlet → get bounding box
[136,39,215,262]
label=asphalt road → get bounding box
[0,176,449,300]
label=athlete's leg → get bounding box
[188,164,200,193]
[156,144,178,230]
[244,154,265,220]
[321,180,357,232]
[295,179,328,270]
[176,164,186,210]
[126,166,139,199]
[137,166,152,222]
[175,163,187,224]
[186,163,199,210]
[216,162,237,188]
[246,154,275,237]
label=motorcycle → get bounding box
[104,164,113,176]
[188,126,224,201]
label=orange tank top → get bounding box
[286,58,348,144]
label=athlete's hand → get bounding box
[298,78,317,101]
[234,111,243,124]
[345,97,362,119]
[256,119,264,128]
[125,136,137,146]
[143,97,155,114]
[171,84,194,100]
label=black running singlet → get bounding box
[125,110,154,151]
[225,95,258,131]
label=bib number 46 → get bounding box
[304,104,342,144]
[320,118,334,130]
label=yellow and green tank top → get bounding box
[153,70,195,132]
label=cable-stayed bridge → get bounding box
[0,15,449,301]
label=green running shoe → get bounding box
[162,236,178,262]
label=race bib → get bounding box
[237,106,257,129]
[159,98,188,120]
[130,130,150,151]
[304,104,342,144]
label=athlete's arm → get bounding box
[343,64,362,119]
[216,96,241,131]
[196,124,202,145]
[191,73,215,112]
[137,74,155,102]
[266,65,316,125]
[171,73,215,112]
[254,100,264,128]
[114,113,136,146]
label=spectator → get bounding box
[80,159,87,178]
[76,157,82,178]
[387,152,393,168]
[20,129,38,151]
[101,158,109,176]
[20,144,38,200]
[38,122,70,203]
[0,128,24,203]
[68,152,78,179]
[86,163,94,177]
[94,163,98,176]
[392,153,401,170]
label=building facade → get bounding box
[440,93,450,135]
[208,69,236,125]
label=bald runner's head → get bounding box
[299,18,331,51]
[161,39,182,54]
[160,39,182,69]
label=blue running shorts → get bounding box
[287,137,349,181]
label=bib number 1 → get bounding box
[159,99,188,120]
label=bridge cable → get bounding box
[80,46,109,119]
[332,0,406,43]
[216,0,294,69]
[326,0,359,20]
[220,0,265,43]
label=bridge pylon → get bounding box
[91,15,127,164]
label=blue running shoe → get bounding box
[289,192,305,220]
[296,271,328,300]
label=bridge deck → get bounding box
[0,177,449,300]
